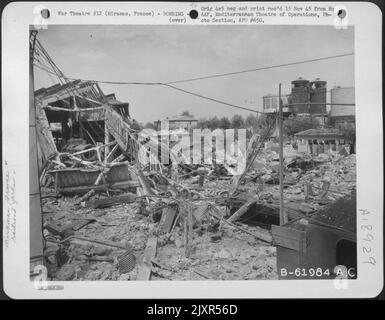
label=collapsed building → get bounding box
[32,80,356,280]
[34,80,142,194]
[30,34,357,281]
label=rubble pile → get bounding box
[40,132,355,281]
[30,44,358,282]
[238,149,356,213]
[42,190,278,281]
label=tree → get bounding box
[219,117,231,129]
[181,110,192,116]
[231,114,245,129]
[339,122,356,152]
[207,116,220,130]
[250,114,276,136]
[255,114,269,132]
[283,116,319,137]
[197,118,209,129]
[144,122,156,130]
[245,114,258,129]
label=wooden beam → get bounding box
[71,141,116,156]
[226,199,258,223]
[210,205,273,243]
[104,121,110,164]
[159,206,178,234]
[56,180,139,194]
[137,237,158,280]
[271,225,307,252]
[105,143,118,162]
[86,193,136,209]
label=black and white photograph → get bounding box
[29,24,357,281]
[1,1,383,299]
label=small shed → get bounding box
[271,192,356,279]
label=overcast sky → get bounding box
[35,25,354,123]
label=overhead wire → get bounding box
[164,52,354,85]
[34,37,353,131]
[35,51,354,86]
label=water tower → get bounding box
[291,77,310,114]
[310,78,327,114]
[330,87,355,117]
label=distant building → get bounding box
[291,77,327,115]
[156,113,198,131]
[263,77,328,116]
[291,77,311,114]
[330,86,355,129]
[263,80,355,143]
[295,128,349,155]
[310,78,327,115]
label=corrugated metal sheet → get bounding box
[310,192,356,233]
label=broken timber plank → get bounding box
[159,206,178,234]
[184,214,189,257]
[226,198,259,223]
[137,170,154,196]
[58,181,139,195]
[86,193,136,209]
[137,237,158,280]
[193,269,210,279]
[187,204,193,258]
[271,225,307,253]
[209,206,273,243]
[193,201,210,221]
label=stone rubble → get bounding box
[41,150,355,281]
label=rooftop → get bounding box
[295,128,345,138]
[34,80,95,99]
[164,114,198,122]
[104,93,128,107]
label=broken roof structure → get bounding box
[35,80,129,123]
[34,80,133,172]
[157,113,198,131]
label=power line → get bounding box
[162,84,337,129]
[165,53,354,84]
[163,83,266,115]
[34,52,354,86]
[34,64,345,128]
[34,63,163,86]
[33,37,353,126]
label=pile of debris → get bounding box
[41,144,355,281]
[35,81,356,281]
[42,192,277,281]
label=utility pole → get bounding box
[29,29,44,271]
[308,83,313,125]
[279,83,288,225]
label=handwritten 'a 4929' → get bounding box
[360,209,376,266]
